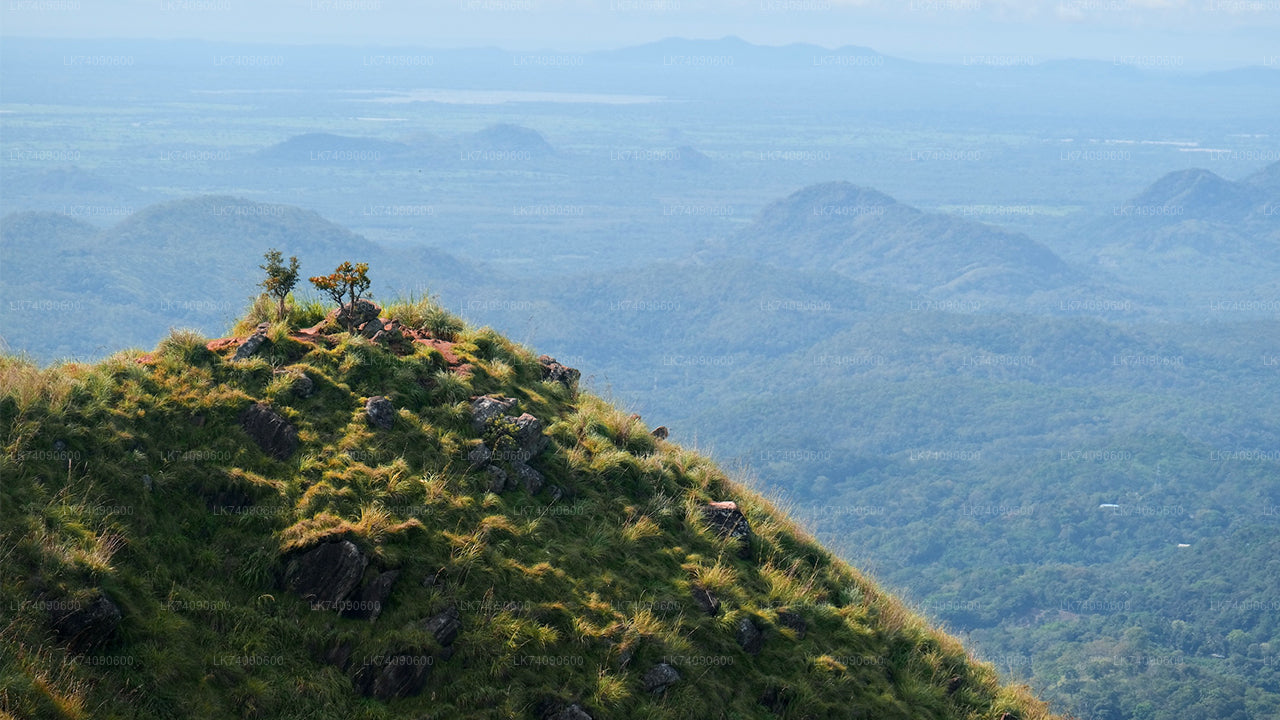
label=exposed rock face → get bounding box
[703,501,753,557]
[467,445,494,469]
[358,652,434,700]
[342,570,400,622]
[423,606,461,648]
[359,318,385,339]
[370,319,406,347]
[538,355,581,390]
[233,330,269,361]
[470,395,517,432]
[333,299,381,330]
[736,615,765,655]
[509,413,549,461]
[485,465,511,493]
[51,592,121,652]
[642,662,681,695]
[365,396,396,430]
[691,584,721,616]
[284,540,369,607]
[238,402,298,461]
[538,699,594,720]
[651,426,669,440]
[468,399,551,495]
[776,609,807,639]
[514,463,545,494]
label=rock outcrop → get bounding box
[333,299,381,330]
[736,615,765,655]
[232,323,271,361]
[642,662,681,695]
[538,355,580,391]
[284,540,369,607]
[239,402,298,461]
[51,592,121,652]
[467,397,551,495]
[776,609,807,639]
[470,395,518,432]
[357,651,434,700]
[702,500,753,557]
[691,584,721,616]
[423,606,461,649]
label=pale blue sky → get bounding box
[3,0,1278,67]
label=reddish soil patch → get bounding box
[412,338,461,365]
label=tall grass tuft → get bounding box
[384,293,465,341]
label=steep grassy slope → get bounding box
[0,296,1057,720]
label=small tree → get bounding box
[309,261,372,331]
[259,248,300,321]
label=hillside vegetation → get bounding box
[0,292,1058,720]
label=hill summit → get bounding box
[0,287,1057,719]
[729,182,1073,297]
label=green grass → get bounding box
[0,299,1061,720]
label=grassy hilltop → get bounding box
[0,287,1059,720]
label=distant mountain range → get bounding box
[9,161,1276,360]
[256,124,560,167]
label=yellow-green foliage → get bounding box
[0,299,1061,720]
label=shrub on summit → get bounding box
[310,260,372,331]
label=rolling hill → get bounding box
[1063,162,1280,302]
[725,182,1076,298]
[0,293,1058,719]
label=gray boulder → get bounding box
[334,299,381,330]
[509,413,549,461]
[365,396,396,430]
[485,465,511,493]
[239,402,298,461]
[233,331,269,361]
[359,653,433,700]
[691,584,721,616]
[423,606,461,647]
[513,462,545,494]
[359,318,385,339]
[290,372,314,398]
[551,704,593,720]
[776,609,807,639]
[284,540,369,607]
[736,616,764,655]
[470,396,518,432]
[467,445,494,469]
[642,662,681,695]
